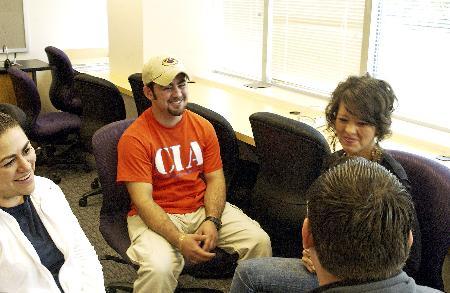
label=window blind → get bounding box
[369,0,450,130]
[215,0,264,80]
[271,0,366,95]
[217,0,365,94]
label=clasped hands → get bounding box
[178,220,218,264]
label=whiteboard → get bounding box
[0,0,28,53]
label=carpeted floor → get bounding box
[35,161,232,292]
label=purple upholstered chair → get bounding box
[45,46,82,115]
[7,67,81,151]
[128,73,151,116]
[92,119,238,292]
[388,150,450,291]
[93,119,135,267]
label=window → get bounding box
[215,0,450,130]
[215,0,264,80]
[271,0,365,94]
[215,0,366,94]
[368,0,450,130]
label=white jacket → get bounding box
[0,176,105,293]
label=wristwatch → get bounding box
[203,216,222,231]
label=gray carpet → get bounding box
[35,162,232,292]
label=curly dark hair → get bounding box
[325,74,397,150]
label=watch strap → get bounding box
[203,216,222,231]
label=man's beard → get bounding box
[168,107,186,116]
[168,96,187,116]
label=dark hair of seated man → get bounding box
[305,157,413,282]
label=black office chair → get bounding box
[249,112,331,258]
[7,67,81,182]
[388,150,450,291]
[186,103,240,203]
[128,73,151,115]
[45,46,82,115]
[74,73,126,207]
[93,119,239,292]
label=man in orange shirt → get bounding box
[117,55,271,293]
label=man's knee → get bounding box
[231,259,268,292]
[136,249,183,279]
[135,256,182,292]
[243,228,272,259]
[139,259,176,277]
[255,229,272,252]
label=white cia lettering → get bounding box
[155,142,203,174]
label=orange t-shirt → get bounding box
[117,108,222,215]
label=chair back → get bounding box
[128,73,151,115]
[7,67,40,125]
[249,112,331,257]
[93,119,135,262]
[388,150,450,290]
[74,73,126,151]
[186,103,239,200]
[45,46,81,115]
[8,66,81,175]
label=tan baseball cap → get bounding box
[142,56,190,86]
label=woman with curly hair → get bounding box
[304,73,421,280]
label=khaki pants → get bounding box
[126,202,272,293]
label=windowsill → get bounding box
[194,72,450,167]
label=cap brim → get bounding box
[153,69,189,87]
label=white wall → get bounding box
[15,0,109,112]
[21,0,108,60]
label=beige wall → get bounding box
[107,0,219,81]
[107,0,143,83]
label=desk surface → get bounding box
[0,59,51,73]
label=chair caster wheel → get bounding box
[79,198,88,207]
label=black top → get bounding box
[322,150,421,279]
[1,195,65,292]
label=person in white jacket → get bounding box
[0,112,105,293]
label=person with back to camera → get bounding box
[0,112,105,293]
[231,158,441,292]
[116,55,272,293]
[229,74,423,292]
